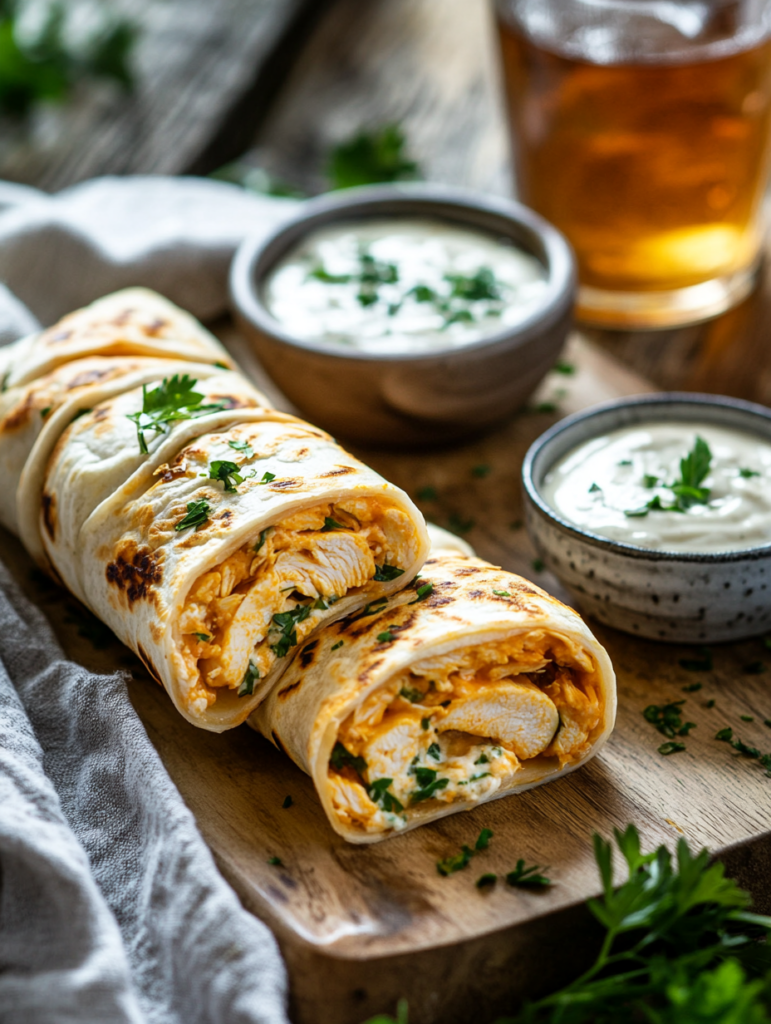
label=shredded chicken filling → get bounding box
[328,634,603,832]
[179,499,410,707]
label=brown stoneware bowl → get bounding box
[230,184,575,447]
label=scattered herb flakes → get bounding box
[741,715,755,722]
[208,459,244,492]
[399,685,423,703]
[330,742,366,775]
[237,661,259,698]
[588,482,602,493]
[643,701,694,739]
[705,699,716,708]
[659,741,686,756]
[40,405,51,418]
[427,742,441,761]
[682,681,703,692]
[421,717,431,730]
[194,632,211,643]
[471,464,491,478]
[642,474,659,489]
[417,486,437,501]
[532,558,545,572]
[732,737,761,759]
[475,754,489,765]
[331,640,344,652]
[328,123,419,191]
[409,582,434,604]
[679,647,713,672]
[505,859,551,889]
[377,630,395,643]
[493,589,511,597]
[127,375,226,454]
[322,516,348,531]
[625,436,713,516]
[368,777,404,814]
[437,845,475,877]
[282,795,293,809]
[175,499,211,532]
[374,563,404,582]
[362,597,389,617]
[475,828,494,851]
[743,661,766,674]
[259,471,276,484]
[553,360,576,376]
[448,512,475,535]
[509,519,523,530]
[268,856,283,867]
[228,439,254,457]
[716,727,734,742]
[618,458,632,466]
[533,401,558,414]
[270,605,314,658]
[764,719,771,728]
[411,768,449,804]
[739,467,760,478]
[476,873,497,890]
[254,527,271,553]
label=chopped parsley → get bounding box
[682,681,703,692]
[368,777,404,814]
[427,743,441,760]
[411,767,449,803]
[471,464,491,478]
[377,630,395,643]
[208,459,245,492]
[643,701,695,740]
[765,719,771,728]
[532,558,545,572]
[421,717,431,730]
[658,741,686,755]
[322,517,348,531]
[446,267,500,302]
[328,123,419,190]
[417,485,437,501]
[127,375,226,454]
[716,727,734,742]
[553,360,576,375]
[642,474,659,488]
[175,499,211,532]
[679,648,713,672]
[228,439,254,457]
[193,632,211,643]
[254,527,271,553]
[437,845,474,876]
[238,661,259,697]
[705,699,716,709]
[409,582,433,604]
[40,406,51,418]
[374,563,404,581]
[476,873,497,889]
[739,467,760,478]
[270,605,313,658]
[259,471,276,484]
[505,859,551,889]
[361,597,389,617]
[510,519,523,530]
[589,482,602,493]
[330,742,366,775]
[331,640,344,651]
[399,685,424,703]
[268,856,283,866]
[741,715,754,722]
[282,795,293,809]
[475,828,493,851]
[475,754,489,765]
[493,589,511,597]
[625,436,712,516]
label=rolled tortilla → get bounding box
[251,550,616,843]
[0,288,235,389]
[38,362,429,732]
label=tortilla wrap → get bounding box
[251,550,616,843]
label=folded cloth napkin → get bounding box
[0,176,298,1024]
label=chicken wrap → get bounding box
[251,550,616,842]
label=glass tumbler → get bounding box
[495,0,771,328]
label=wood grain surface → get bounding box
[5,333,771,1024]
[0,0,325,192]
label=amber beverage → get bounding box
[496,0,771,327]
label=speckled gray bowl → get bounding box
[522,393,771,643]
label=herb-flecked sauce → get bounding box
[263,218,548,352]
[542,422,771,553]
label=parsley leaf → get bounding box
[643,701,695,739]
[367,777,404,814]
[328,124,419,190]
[409,582,433,604]
[377,630,395,643]
[208,460,244,492]
[331,640,344,651]
[126,375,225,453]
[427,742,441,761]
[193,632,211,643]
[282,795,293,809]
[269,605,313,658]
[437,845,475,876]
[658,740,686,755]
[475,828,493,851]
[330,742,366,775]
[322,517,348,531]
[739,467,760,478]
[476,873,497,889]
[228,439,254,457]
[506,859,551,889]
[175,499,211,532]
[254,527,271,553]
[259,472,275,484]
[626,437,713,516]
[374,563,404,582]
[237,661,259,697]
[399,685,424,703]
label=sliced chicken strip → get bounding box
[360,712,425,793]
[437,680,560,760]
[205,574,281,688]
[274,530,375,596]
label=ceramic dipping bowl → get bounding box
[522,393,771,643]
[230,184,575,447]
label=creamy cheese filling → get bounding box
[178,499,411,708]
[328,635,602,833]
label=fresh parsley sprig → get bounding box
[626,436,713,517]
[175,499,211,532]
[127,375,226,454]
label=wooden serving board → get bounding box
[6,331,771,1024]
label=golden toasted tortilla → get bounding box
[251,550,616,843]
[0,289,430,731]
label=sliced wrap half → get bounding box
[251,551,616,843]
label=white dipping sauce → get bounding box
[263,217,548,352]
[542,421,771,553]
